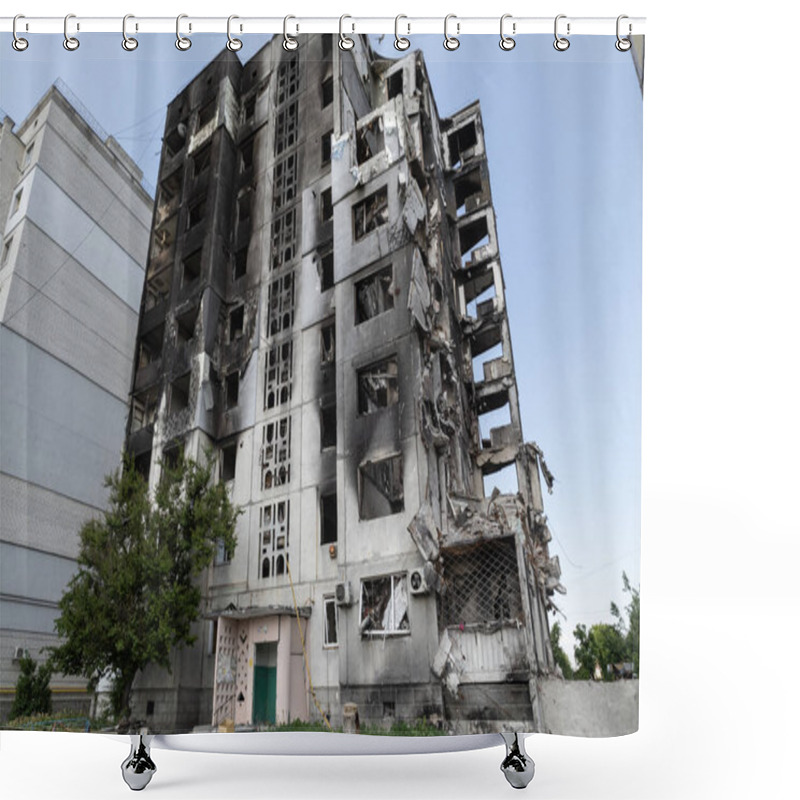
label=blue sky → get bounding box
[1,33,642,663]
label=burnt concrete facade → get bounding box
[126,35,564,734]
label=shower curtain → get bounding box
[0,27,642,751]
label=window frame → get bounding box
[359,573,410,637]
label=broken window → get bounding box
[353,187,389,241]
[356,118,385,165]
[320,187,333,222]
[320,402,336,450]
[225,371,239,409]
[138,323,164,368]
[187,198,206,230]
[453,167,485,216]
[320,322,335,364]
[355,265,394,323]
[321,76,334,108]
[131,387,159,432]
[198,99,217,129]
[447,121,478,169]
[274,101,298,155]
[265,340,293,409]
[192,143,211,176]
[458,215,491,267]
[386,70,403,101]
[321,129,333,166]
[320,492,337,545]
[241,139,254,171]
[237,191,252,226]
[323,596,338,647]
[360,574,409,635]
[261,417,291,489]
[318,245,334,291]
[182,248,202,286]
[243,95,256,122]
[229,304,244,342]
[276,57,300,106]
[268,272,294,336]
[273,153,297,211]
[271,207,297,270]
[145,269,172,310]
[160,167,183,203]
[359,454,404,520]
[233,247,248,280]
[176,304,199,345]
[169,373,191,415]
[440,539,523,626]
[221,441,237,482]
[161,441,182,471]
[164,123,187,158]
[357,357,399,414]
[259,500,289,579]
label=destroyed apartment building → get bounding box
[124,34,565,733]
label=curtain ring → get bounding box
[176,14,192,51]
[122,15,138,51]
[339,15,355,50]
[443,14,460,51]
[615,15,632,51]
[63,14,79,51]
[227,15,243,51]
[12,15,29,51]
[553,14,570,51]
[499,14,515,51]
[283,15,298,51]
[394,15,410,51]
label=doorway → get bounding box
[253,642,278,725]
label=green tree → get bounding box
[48,451,240,721]
[611,571,640,675]
[550,622,574,679]
[10,655,52,720]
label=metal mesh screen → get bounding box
[440,537,523,626]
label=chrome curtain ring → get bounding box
[499,14,515,51]
[176,14,192,51]
[553,14,570,51]
[444,14,460,51]
[394,15,410,51]
[12,15,29,51]
[616,15,632,51]
[283,15,298,51]
[339,15,355,50]
[122,14,138,51]
[63,14,79,51]
[227,15,243,51]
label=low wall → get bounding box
[538,678,638,737]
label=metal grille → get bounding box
[440,538,523,627]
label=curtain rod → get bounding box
[0,16,646,37]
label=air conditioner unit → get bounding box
[335,581,354,606]
[409,569,430,595]
[12,646,28,661]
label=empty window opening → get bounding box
[358,358,399,414]
[225,371,239,409]
[187,198,206,230]
[386,70,403,101]
[170,373,191,415]
[353,187,389,241]
[160,168,183,203]
[472,342,504,383]
[221,441,237,482]
[131,388,159,432]
[265,340,293,410]
[356,118,385,165]
[478,406,513,445]
[260,500,289,580]
[261,416,291,489]
[466,282,497,319]
[320,492,337,545]
[440,538,522,626]
[360,574,409,634]
[459,216,491,267]
[243,95,256,122]
[161,441,182,471]
[321,402,336,450]
[321,77,334,108]
[145,267,173,310]
[229,304,245,342]
[241,139,254,171]
[193,144,211,176]
[320,322,335,364]
[233,247,248,280]
[318,246,334,291]
[447,121,478,169]
[1,238,12,267]
[323,596,338,646]
[321,130,333,165]
[356,265,394,323]
[321,35,333,61]
[320,187,333,222]
[146,701,155,716]
[481,462,519,497]
[138,324,164,368]
[198,100,217,129]
[383,701,396,719]
[273,153,297,211]
[176,305,199,345]
[23,142,35,168]
[164,123,187,158]
[268,272,295,336]
[359,454,404,520]
[12,189,23,214]
[238,191,252,226]
[133,450,152,480]
[454,167,484,216]
[182,249,202,286]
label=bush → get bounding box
[9,656,52,720]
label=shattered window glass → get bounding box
[359,574,409,634]
[357,357,398,414]
[358,454,404,520]
[355,265,394,323]
[353,187,389,241]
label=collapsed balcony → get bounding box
[474,356,514,414]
